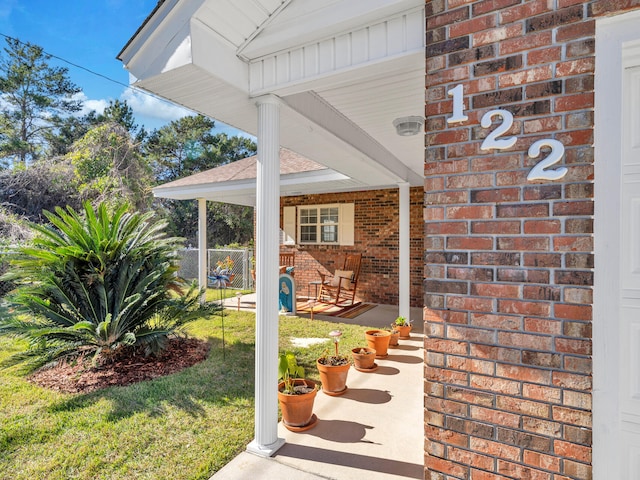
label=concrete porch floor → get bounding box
[213,294,424,480]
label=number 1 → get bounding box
[447,84,468,124]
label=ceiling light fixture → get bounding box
[393,116,424,136]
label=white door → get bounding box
[595,11,640,479]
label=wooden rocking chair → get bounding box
[279,251,295,276]
[317,253,362,305]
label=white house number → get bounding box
[446,84,568,182]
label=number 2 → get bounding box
[527,139,568,181]
[480,109,517,151]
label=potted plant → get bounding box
[351,347,377,372]
[316,330,350,396]
[365,329,391,358]
[388,328,400,347]
[278,352,318,431]
[393,316,412,339]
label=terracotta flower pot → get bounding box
[316,358,350,396]
[278,379,318,431]
[389,329,400,347]
[365,329,391,358]
[396,324,412,339]
[351,347,377,371]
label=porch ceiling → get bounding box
[118,0,425,196]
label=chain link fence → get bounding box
[0,248,255,301]
[177,248,254,290]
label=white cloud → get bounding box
[72,92,109,117]
[120,88,193,122]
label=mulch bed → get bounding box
[28,337,210,394]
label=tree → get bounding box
[0,38,82,166]
[0,201,216,371]
[145,115,218,181]
[145,116,257,246]
[67,122,152,211]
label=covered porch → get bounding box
[118,0,425,457]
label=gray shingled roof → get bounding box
[154,148,326,190]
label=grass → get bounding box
[0,308,380,480]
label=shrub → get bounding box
[0,201,215,371]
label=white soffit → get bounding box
[119,0,426,189]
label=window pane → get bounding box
[300,225,317,242]
[300,208,317,224]
[320,207,338,224]
[321,225,338,243]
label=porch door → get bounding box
[595,11,640,479]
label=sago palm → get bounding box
[0,201,215,371]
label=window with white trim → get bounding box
[282,203,354,246]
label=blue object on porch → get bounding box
[279,273,296,315]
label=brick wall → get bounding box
[420,1,633,479]
[280,187,423,308]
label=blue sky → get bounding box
[0,0,244,135]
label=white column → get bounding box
[198,198,207,304]
[398,182,411,321]
[246,94,284,457]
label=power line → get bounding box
[0,32,189,114]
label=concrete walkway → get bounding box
[212,295,424,480]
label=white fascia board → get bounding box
[119,0,205,78]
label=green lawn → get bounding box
[0,309,379,480]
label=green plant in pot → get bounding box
[316,330,350,396]
[278,352,318,431]
[393,316,413,339]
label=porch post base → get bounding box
[246,437,285,457]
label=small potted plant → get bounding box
[393,316,412,339]
[278,352,318,431]
[365,329,392,358]
[351,347,377,371]
[316,330,350,396]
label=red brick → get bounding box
[473,23,523,47]
[470,405,521,428]
[447,205,494,219]
[524,317,562,335]
[556,19,595,42]
[448,445,495,471]
[447,173,495,189]
[499,32,553,56]
[471,283,520,299]
[425,454,470,479]
[523,115,562,134]
[552,406,592,428]
[524,220,561,234]
[496,364,551,385]
[426,416,469,441]
[471,374,520,395]
[553,236,593,252]
[470,437,520,461]
[528,46,562,65]
[552,371,591,392]
[555,337,591,355]
[523,450,561,472]
[471,188,520,203]
[497,236,550,251]
[497,460,552,480]
[426,221,468,235]
[497,331,553,350]
[449,14,497,38]
[497,396,551,418]
[554,304,592,320]
[472,220,520,234]
[554,92,595,112]
[448,236,494,250]
[523,383,562,404]
[499,0,553,23]
[522,416,563,437]
[426,338,469,355]
[523,253,562,268]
